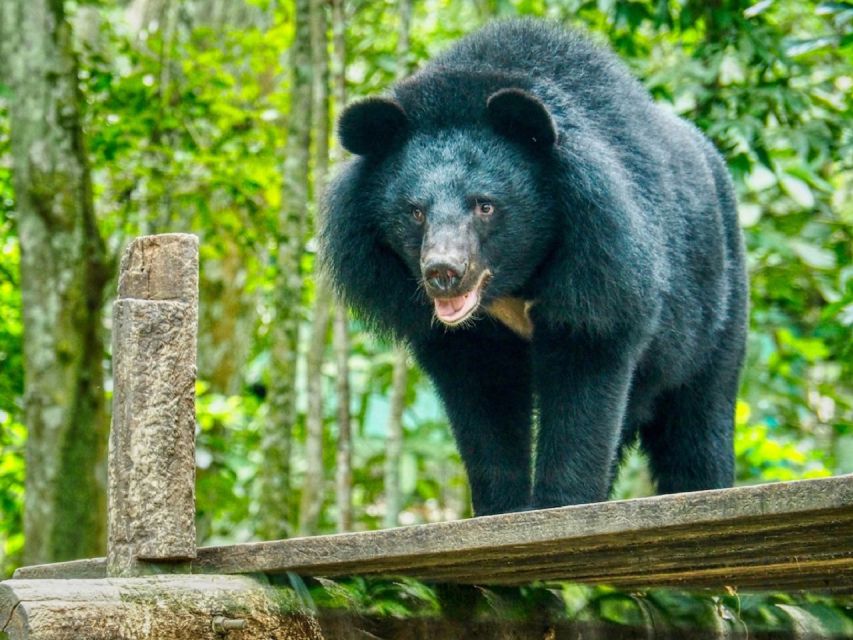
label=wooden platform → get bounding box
[15,475,853,592]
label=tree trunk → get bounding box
[300,291,329,535]
[0,0,110,564]
[384,347,409,528]
[383,0,413,531]
[396,0,413,82]
[330,0,353,533]
[259,0,313,540]
[299,0,332,536]
[333,307,353,531]
[298,0,331,536]
[198,238,255,395]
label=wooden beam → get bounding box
[191,475,853,590]
[0,575,322,640]
[15,475,853,591]
[107,234,199,577]
[12,557,106,580]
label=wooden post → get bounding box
[107,234,199,577]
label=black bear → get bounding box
[322,19,748,516]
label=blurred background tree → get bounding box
[0,0,109,566]
[0,0,850,631]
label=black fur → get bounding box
[321,19,748,515]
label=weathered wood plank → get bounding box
[0,576,322,640]
[189,476,853,590]
[12,557,107,580]
[410,512,853,577]
[107,234,199,577]
[14,476,853,591]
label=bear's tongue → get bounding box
[434,290,479,324]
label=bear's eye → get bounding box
[411,206,425,224]
[475,201,494,217]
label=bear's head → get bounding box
[337,88,559,329]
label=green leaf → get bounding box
[780,175,816,209]
[789,239,837,270]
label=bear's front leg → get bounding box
[411,326,533,516]
[531,324,637,508]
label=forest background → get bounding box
[0,0,851,632]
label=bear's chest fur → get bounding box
[486,297,535,340]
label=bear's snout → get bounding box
[423,259,467,296]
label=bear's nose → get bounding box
[424,260,467,294]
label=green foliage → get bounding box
[735,399,834,482]
[0,94,24,577]
[306,577,853,635]
[0,410,25,577]
[80,12,286,249]
[0,103,21,412]
[310,576,442,617]
[195,381,262,543]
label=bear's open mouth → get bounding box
[432,270,491,326]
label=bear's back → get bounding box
[394,19,655,135]
[431,19,622,83]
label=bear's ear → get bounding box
[338,97,409,156]
[486,88,557,148]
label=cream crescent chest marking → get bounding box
[485,297,535,341]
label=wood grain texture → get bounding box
[15,476,853,591]
[0,575,322,640]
